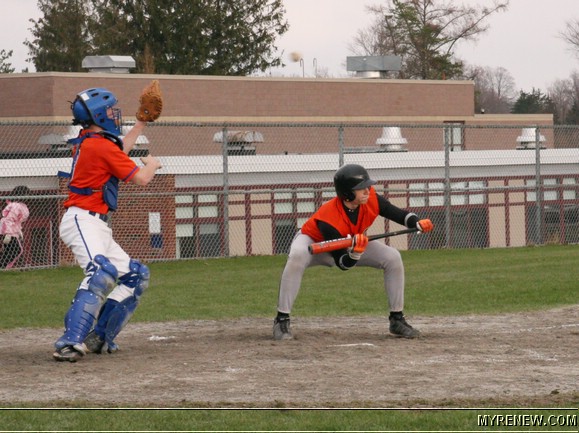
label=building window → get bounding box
[409,208,488,249]
[563,177,577,200]
[198,223,221,257]
[409,181,486,207]
[526,178,558,202]
[274,202,293,214]
[428,182,445,206]
[407,180,488,249]
[272,189,319,252]
[468,181,486,204]
[175,193,222,258]
[526,205,579,245]
[451,182,467,205]
[198,194,219,217]
[525,177,579,245]
[409,183,427,207]
[176,223,194,258]
[444,122,464,151]
[274,219,296,254]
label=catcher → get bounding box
[273,164,433,341]
[53,81,163,362]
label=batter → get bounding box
[274,164,434,340]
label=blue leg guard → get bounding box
[94,259,149,352]
[55,255,118,352]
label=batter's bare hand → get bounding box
[417,219,433,233]
[140,154,162,170]
[348,233,368,260]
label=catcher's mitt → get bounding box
[136,80,163,122]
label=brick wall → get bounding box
[2,72,475,119]
[0,73,554,155]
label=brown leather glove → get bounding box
[136,80,163,122]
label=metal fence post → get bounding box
[221,125,230,256]
[444,125,452,248]
[534,126,543,245]
[338,124,345,167]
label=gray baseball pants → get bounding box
[277,231,405,314]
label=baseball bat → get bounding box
[308,227,419,255]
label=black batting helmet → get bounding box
[333,164,376,201]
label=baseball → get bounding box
[289,51,302,62]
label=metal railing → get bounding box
[1,121,579,270]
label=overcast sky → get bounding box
[2,0,578,92]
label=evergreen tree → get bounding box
[511,88,555,117]
[25,0,95,72]
[25,0,288,75]
[0,49,15,73]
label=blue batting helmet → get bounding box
[71,88,122,136]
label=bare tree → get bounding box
[560,18,579,59]
[548,78,575,124]
[565,71,579,125]
[572,71,579,103]
[465,65,516,113]
[350,0,509,80]
[568,71,579,125]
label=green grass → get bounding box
[2,245,578,329]
[1,407,578,431]
[1,245,578,431]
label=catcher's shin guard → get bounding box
[55,255,118,351]
[94,259,149,352]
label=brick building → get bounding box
[2,72,571,269]
[0,71,554,155]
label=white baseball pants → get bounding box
[59,206,134,302]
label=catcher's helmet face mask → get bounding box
[71,88,122,136]
[334,164,377,202]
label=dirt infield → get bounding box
[1,306,577,407]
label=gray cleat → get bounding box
[389,314,421,339]
[53,345,84,362]
[273,317,293,340]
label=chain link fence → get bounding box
[1,121,578,270]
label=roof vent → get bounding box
[213,130,264,156]
[346,55,402,79]
[82,55,136,74]
[516,127,546,149]
[375,127,408,152]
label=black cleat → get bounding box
[273,317,293,340]
[83,330,105,354]
[389,314,421,339]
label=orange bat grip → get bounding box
[308,238,353,254]
[308,228,419,255]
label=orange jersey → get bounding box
[64,133,139,214]
[301,187,380,242]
